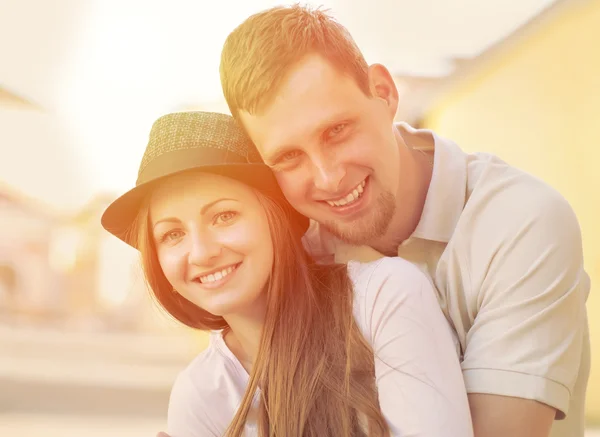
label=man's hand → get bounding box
[156,433,170,437]
[469,394,555,437]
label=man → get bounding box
[215,5,590,437]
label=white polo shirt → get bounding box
[303,123,591,437]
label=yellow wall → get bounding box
[423,1,600,421]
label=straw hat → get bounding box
[101,111,308,247]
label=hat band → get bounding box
[137,147,252,186]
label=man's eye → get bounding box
[327,123,347,138]
[281,150,301,161]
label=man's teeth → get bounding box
[326,180,366,207]
[199,265,237,284]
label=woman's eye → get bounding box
[161,230,184,243]
[213,211,238,225]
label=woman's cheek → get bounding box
[218,221,258,250]
[158,246,186,283]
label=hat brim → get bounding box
[101,163,309,248]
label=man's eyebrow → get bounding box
[265,145,299,164]
[265,113,355,164]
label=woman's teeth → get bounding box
[326,179,366,207]
[199,264,238,284]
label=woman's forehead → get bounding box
[149,172,255,218]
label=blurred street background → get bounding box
[0,0,598,435]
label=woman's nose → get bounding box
[187,228,222,266]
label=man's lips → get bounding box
[320,177,367,208]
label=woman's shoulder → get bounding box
[171,332,240,401]
[167,332,243,435]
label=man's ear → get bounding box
[368,63,399,119]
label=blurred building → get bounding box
[0,181,177,334]
[0,182,62,322]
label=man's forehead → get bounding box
[239,58,366,146]
[238,110,288,156]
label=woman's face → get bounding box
[149,172,274,319]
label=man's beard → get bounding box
[323,191,396,245]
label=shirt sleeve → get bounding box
[167,371,220,437]
[460,182,589,418]
[360,258,474,437]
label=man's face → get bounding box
[239,54,402,245]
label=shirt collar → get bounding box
[396,123,468,243]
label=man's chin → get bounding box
[321,193,396,246]
[323,220,384,246]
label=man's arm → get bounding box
[462,181,589,437]
[468,394,555,437]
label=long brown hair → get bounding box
[131,188,390,437]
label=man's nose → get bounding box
[312,154,345,194]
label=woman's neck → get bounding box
[223,314,264,373]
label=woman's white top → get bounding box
[167,258,473,436]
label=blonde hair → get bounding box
[220,4,371,120]
[132,188,390,436]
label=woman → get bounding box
[101,112,472,437]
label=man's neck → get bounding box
[369,130,434,256]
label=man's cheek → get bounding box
[276,174,304,202]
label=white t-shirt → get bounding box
[166,258,474,437]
